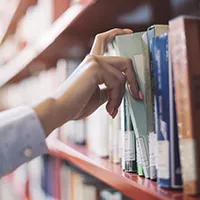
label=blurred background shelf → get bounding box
[2,0,198,87]
[0,3,90,87]
[47,137,200,200]
[0,0,38,44]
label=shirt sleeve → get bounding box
[0,106,48,177]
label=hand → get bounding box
[34,28,142,136]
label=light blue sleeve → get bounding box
[0,106,48,177]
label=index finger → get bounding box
[90,28,133,56]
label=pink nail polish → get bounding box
[138,91,143,99]
[110,108,115,116]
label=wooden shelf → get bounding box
[0,0,38,44]
[1,0,199,86]
[0,0,173,87]
[47,136,200,200]
[0,4,89,87]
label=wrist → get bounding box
[33,98,60,137]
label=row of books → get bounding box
[0,0,54,66]
[0,0,91,66]
[59,162,130,200]
[2,14,200,198]
[70,15,200,196]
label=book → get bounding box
[86,104,109,157]
[147,25,169,180]
[152,33,182,189]
[60,163,72,200]
[74,119,86,145]
[136,139,144,176]
[124,89,137,172]
[119,98,125,169]
[113,32,150,178]
[100,188,122,200]
[108,112,120,164]
[169,15,200,195]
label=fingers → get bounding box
[96,55,142,100]
[74,88,110,120]
[98,58,126,114]
[90,28,133,55]
[85,54,141,118]
[96,67,123,117]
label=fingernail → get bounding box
[112,109,118,119]
[110,107,115,116]
[138,91,143,99]
[123,29,133,33]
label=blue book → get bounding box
[152,34,182,188]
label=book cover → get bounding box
[152,33,182,188]
[113,33,150,178]
[147,25,169,180]
[169,15,200,195]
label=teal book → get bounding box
[113,33,150,178]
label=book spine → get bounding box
[168,35,182,189]
[169,16,200,195]
[74,120,86,145]
[143,30,157,180]
[147,25,169,180]
[153,34,182,188]
[147,26,158,180]
[108,113,120,164]
[136,139,144,176]
[124,90,137,172]
[119,99,125,169]
[113,112,120,163]
[152,37,164,186]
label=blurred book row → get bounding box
[0,0,92,66]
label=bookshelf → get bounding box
[47,136,200,200]
[0,0,173,87]
[0,0,38,44]
[2,0,200,199]
[0,4,90,87]
[2,0,199,87]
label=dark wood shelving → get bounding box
[47,136,200,200]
